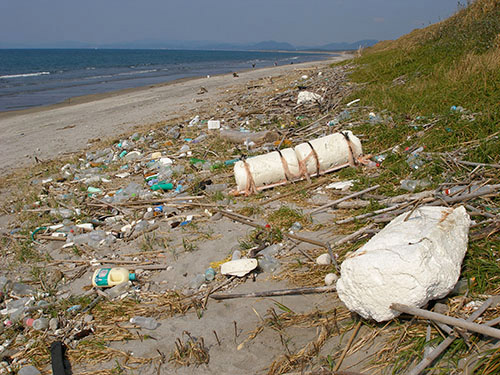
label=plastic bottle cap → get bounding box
[129,273,136,281]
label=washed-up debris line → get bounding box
[0,59,498,375]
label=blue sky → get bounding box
[0,0,460,46]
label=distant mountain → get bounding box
[0,39,378,51]
[249,40,296,51]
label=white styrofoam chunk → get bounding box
[234,132,362,192]
[336,206,470,322]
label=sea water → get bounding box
[0,49,332,111]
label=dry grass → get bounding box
[169,331,210,367]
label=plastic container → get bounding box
[92,268,136,288]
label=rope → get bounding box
[341,132,356,167]
[297,142,320,183]
[277,150,295,182]
[242,159,258,196]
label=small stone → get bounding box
[324,273,338,286]
[434,303,449,315]
[211,212,223,221]
[83,314,94,324]
[316,254,332,265]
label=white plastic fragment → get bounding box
[316,254,332,265]
[325,180,354,191]
[207,120,221,130]
[297,91,322,105]
[221,259,258,277]
[346,98,360,107]
[336,206,471,322]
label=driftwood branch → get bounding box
[391,303,500,340]
[310,185,380,214]
[211,285,336,300]
[408,298,494,375]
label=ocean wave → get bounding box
[0,71,50,79]
[117,69,158,76]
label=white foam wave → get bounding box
[117,69,157,76]
[0,71,50,79]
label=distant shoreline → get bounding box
[0,49,339,114]
[0,53,352,174]
[0,51,349,118]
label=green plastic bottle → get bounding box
[150,182,174,191]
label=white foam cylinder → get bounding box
[234,132,362,192]
[234,148,299,192]
[295,131,362,175]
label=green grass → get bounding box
[327,1,500,372]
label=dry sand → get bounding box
[0,52,387,374]
[0,54,351,175]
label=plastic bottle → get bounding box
[189,115,200,126]
[18,366,41,375]
[289,222,302,233]
[24,317,49,330]
[232,250,242,261]
[259,255,279,273]
[205,183,228,193]
[204,268,216,281]
[92,268,136,288]
[130,316,159,330]
[150,182,174,191]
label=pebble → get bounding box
[324,273,338,286]
[83,314,94,324]
[434,303,449,315]
[316,253,332,265]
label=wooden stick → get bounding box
[334,321,362,372]
[219,210,329,248]
[391,303,500,339]
[438,184,500,204]
[456,160,500,169]
[408,298,494,375]
[210,285,336,300]
[310,185,380,214]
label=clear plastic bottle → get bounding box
[205,183,228,193]
[130,316,159,330]
[204,268,216,281]
[24,317,48,330]
[18,365,41,375]
[259,255,279,273]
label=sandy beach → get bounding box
[0,54,350,175]
[0,52,379,375]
